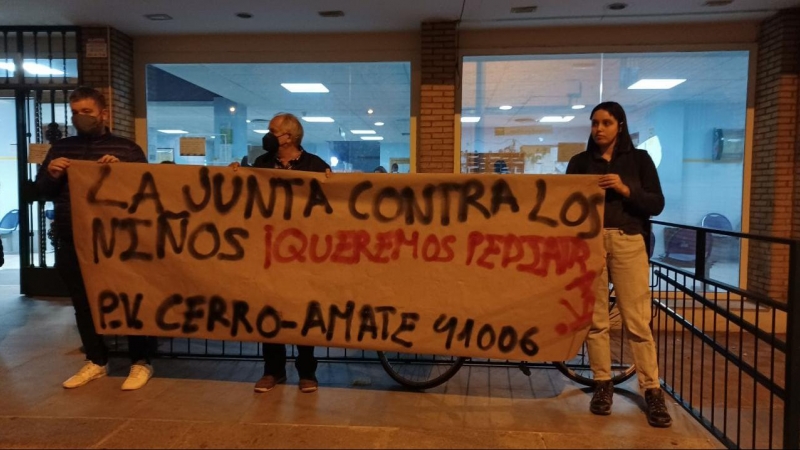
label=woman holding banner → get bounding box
[566,101,671,428]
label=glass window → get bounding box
[145,62,411,172]
[461,51,749,287]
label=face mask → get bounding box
[72,114,102,135]
[262,132,278,153]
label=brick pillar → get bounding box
[80,27,135,140]
[418,21,458,173]
[748,9,800,301]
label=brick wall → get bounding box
[80,27,135,140]
[418,21,458,173]
[748,9,800,301]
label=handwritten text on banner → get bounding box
[68,162,606,362]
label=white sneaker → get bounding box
[62,362,107,389]
[121,363,153,391]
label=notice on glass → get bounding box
[28,143,52,164]
[180,137,206,156]
[557,143,585,162]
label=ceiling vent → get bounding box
[318,10,345,18]
[144,14,173,21]
[510,6,537,14]
[703,0,733,6]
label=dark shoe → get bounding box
[299,377,318,393]
[645,388,672,428]
[590,380,614,415]
[254,374,286,393]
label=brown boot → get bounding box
[645,388,673,428]
[590,380,614,415]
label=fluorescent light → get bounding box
[158,129,189,134]
[461,116,481,123]
[253,129,269,134]
[22,62,64,76]
[499,105,513,110]
[301,116,334,123]
[350,130,376,134]
[539,116,575,123]
[374,122,384,126]
[628,79,686,90]
[0,62,64,75]
[246,119,251,123]
[571,104,586,110]
[360,136,384,141]
[281,83,329,93]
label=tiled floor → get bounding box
[0,281,721,449]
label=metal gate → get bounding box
[0,27,81,296]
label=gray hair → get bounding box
[273,112,304,146]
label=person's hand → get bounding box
[599,174,630,197]
[229,161,241,171]
[97,154,120,164]
[47,157,70,179]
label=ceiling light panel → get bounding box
[281,83,329,93]
[538,116,574,123]
[158,129,189,134]
[628,79,686,89]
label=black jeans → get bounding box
[56,240,154,366]
[262,343,317,380]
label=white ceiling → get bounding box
[3,0,799,35]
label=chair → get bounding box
[45,209,56,252]
[701,212,737,263]
[701,213,733,231]
[662,227,712,267]
[0,209,20,253]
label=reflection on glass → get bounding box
[145,62,411,171]
[461,51,749,287]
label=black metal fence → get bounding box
[649,220,799,449]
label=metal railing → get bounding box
[649,220,799,449]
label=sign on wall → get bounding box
[68,162,605,362]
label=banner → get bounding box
[68,161,605,362]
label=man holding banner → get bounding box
[232,112,331,393]
[35,86,156,391]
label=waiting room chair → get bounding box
[662,227,713,267]
[0,209,20,253]
[701,213,733,231]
